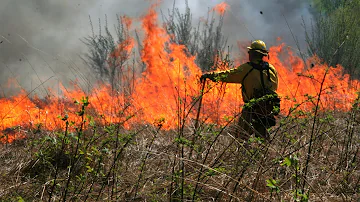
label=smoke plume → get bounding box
[0,0,312,96]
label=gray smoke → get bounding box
[185,0,312,51]
[0,0,312,96]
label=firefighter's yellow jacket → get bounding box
[207,60,278,102]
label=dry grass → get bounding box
[0,104,359,201]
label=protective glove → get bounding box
[200,73,215,82]
[200,74,209,82]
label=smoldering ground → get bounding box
[0,0,312,96]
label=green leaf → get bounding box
[266,178,278,189]
[281,157,292,167]
[101,148,110,154]
[17,196,25,202]
[86,165,94,173]
[281,155,299,170]
[266,178,280,193]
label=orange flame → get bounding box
[1,5,359,143]
[109,16,133,61]
[269,44,359,112]
[211,2,229,15]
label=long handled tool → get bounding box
[194,79,206,130]
[188,79,206,159]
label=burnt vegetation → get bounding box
[0,1,360,201]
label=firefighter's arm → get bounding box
[269,64,279,90]
[203,65,246,83]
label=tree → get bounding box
[162,0,228,71]
[83,0,229,91]
[82,15,133,91]
[306,0,360,77]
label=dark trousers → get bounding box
[236,106,274,140]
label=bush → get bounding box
[306,0,360,77]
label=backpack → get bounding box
[242,62,281,123]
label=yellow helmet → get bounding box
[247,40,269,56]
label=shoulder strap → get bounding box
[261,62,270,88]
[242,62,274,95]
[241,62,255,95]
[242,62,255,83]
[260,68,265,89]
[248,62,266,86]
[263,62,276,82]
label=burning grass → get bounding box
[1,4,360,142]
[0,3,360,201]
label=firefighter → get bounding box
[200,40,279,141]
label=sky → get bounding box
[0,0,313,96]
